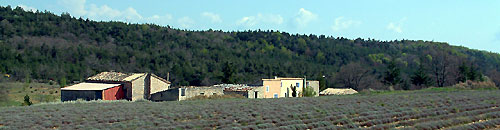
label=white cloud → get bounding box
[59,0,87,16]
[55,0,178,26]
[201,12,222,23]
[293,8,318,28]
[237,13,283,27]
[18,4,37,12]
[387,17,407,33]
[331,17,361,31]
[145,14,173,26]
[387,22,402,33]
[85,4,143,23]
[87,4,121,20]
[123,7,143,21]
[178,17,195,28]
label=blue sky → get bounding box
[2,0,500,53]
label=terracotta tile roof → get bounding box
[86,72,146,82]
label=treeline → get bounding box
[0,6,499,90]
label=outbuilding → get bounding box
[61,83,125,101]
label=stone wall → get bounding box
[178,86,224,101]
[150,75,170,95]
[61,90,102,101]
[131,75,148,101]
[150,88,179,101]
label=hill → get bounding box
[1,6,500,90]
[0,90,499,129]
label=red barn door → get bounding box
[103,85,125,100]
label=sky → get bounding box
[2,0,500,53]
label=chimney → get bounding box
[274,76,278,79]
[167,72,170,81]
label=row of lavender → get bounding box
[0,90,499,129]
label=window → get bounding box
[266,86,269,92]
[213,93,217,95]
[296,83,300,88]
[273,93,278,98]
[200,92,204,95]
[180,88,185,96]
[306,82,309,86]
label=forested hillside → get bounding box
[1,6,499,90]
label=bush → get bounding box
[451,80,498,90]
[303,86,317,97]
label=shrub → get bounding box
[451,80,498,90]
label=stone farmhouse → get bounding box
[151,77,319,101]
[61,72,171,101]
[61,73,319,102]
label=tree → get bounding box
[23,95,32,106]
[59,77,67,88]
[317,74,327,91]
[290,84,297,97]
[383,60,402,86]
[429,51,457,87]
[302,86,316,97]
[222,62,235,84]
[335,63,369,91]
[457,63,470,82]
[411,64,432,87]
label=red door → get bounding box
[103,85,125,100]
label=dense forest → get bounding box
[1,6,499,91]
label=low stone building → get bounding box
[151,86,224,101]
[61,71,170,101]
[216,84,264,99]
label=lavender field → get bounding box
[1,90,499,129]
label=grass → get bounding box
[0,81,61,107]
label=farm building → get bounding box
[151,86,224,101]
[217,84,264,99]
[61,83,124,101]
[320,88,358,96]
[262,77,320,98]
[306,80,320,97]
[61,71,170,101]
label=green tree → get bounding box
[23,94,32,106]
[222,62,235,84]
[317,74,327,91]
[411,64,432,87]
[457,63,470,82]
[384,60,402,86]
[302,86,316,97]
[290,84,297,97]
[59,77,67,88]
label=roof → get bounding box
[262,77,304,81]
[122,73,147,81]
[61,83,121,90]
[86,72,170,83]
[87,72,136,81]
[320,88,358,95]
